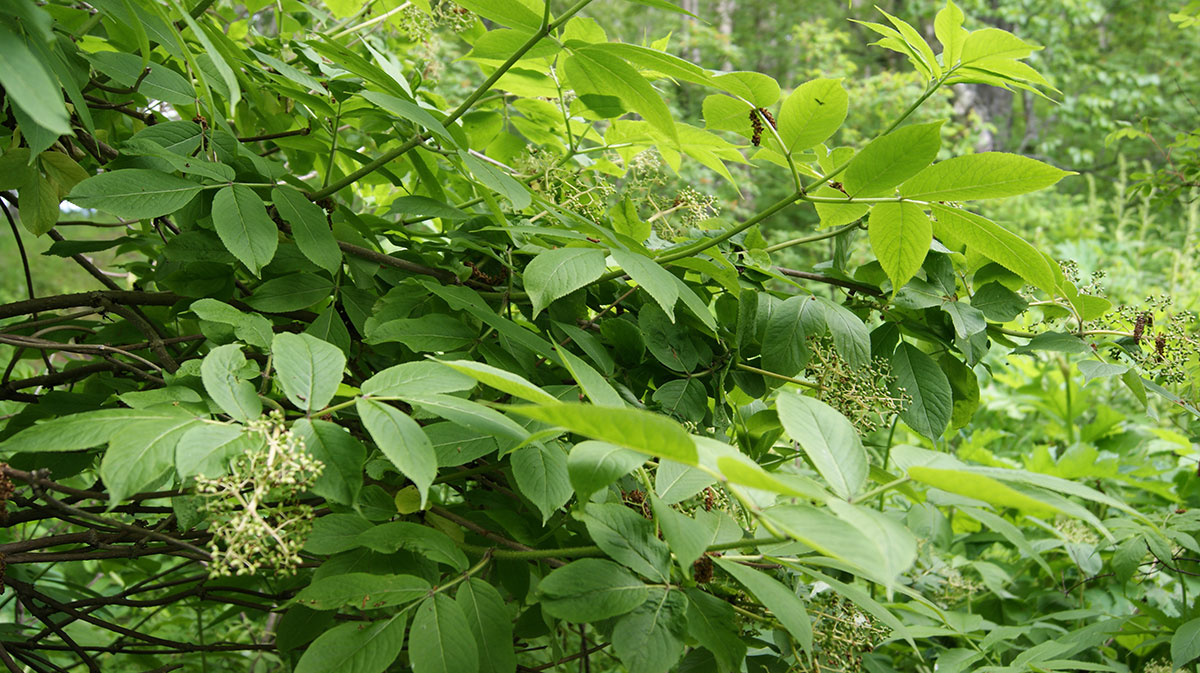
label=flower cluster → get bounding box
[801,587,890,673]
[519,147,615,220]
[196,413,323,577]
[805,336,908,432]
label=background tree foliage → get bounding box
[0,1,1198,673]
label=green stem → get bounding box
[650,190,802,267]
[735,363,821,390]
[310,397,357,418]
[802,71,953,193]
[851,477,910,504]
[458,535,790,562]
[761,223,861,254]
[307,0,595,202]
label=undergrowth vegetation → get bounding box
[0,1,1197,672]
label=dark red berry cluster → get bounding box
[749,107,775,146]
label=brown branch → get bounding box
[97,298,178,372]
[46,230,123,291]
[21,472,211,559]
[0,641,22,673]
[0,362,119,396]
[15,593,101,673]
[0,290,182,320]
[81,93,156,124]
[518,642,610,672]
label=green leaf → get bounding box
[437,360,558,405]
[505,404,698,465]
[244,274,333,313]
[901,153,1073,201]
[292,419,364,507]
[891,343,952,440]
[0,24,71,135]
[355,398,436,506]
[930,204,1057,295]
[456,578,516,673]
[175,423,261,479]
[212,184,279,276]
[869,202,931,293]
[826,499,918,590]
[935,1,968,66]
[565,46,678,145]
[639,303,701,372]
[355,521,469,569]
[1077,360,1129,384]
[524,247,607,317]
[362,91,454,143]
[201,344,262,422]
[568,440,646,501]
[906,466,1059,515]
[556,344,625,407]
[87,52,195,105]
[305,513,374,555]
[122,139,234,182]
[816,297,872,370]
[538,558,649,622]
[19,173,59,236]
[655,459,716,504]
[1173,618,1200,669]
[459,151,531,209]
[68,169,202,219]
[293,616,407,673]
[942,301,987,339]
[960,28,1040,64]
[272,187,341,274]
[611,249,679,320]
[367,314,478,351]
[589,43,712,87]
[272,333,345,413]
[776,392,867,500]
[100,414,202,504]
[650,494,710,575]
[971,282,1028,321]
[294,573,430,611]
[684,588,748,671]
[711,71,781,107]
[778,78,848,154]
[190,299,274,349]
[652,379,707,424]
[844,122,943,197]
[404,393,531,443]
[579,502,671,581]
[454,0,542,30]
[612,589,689,673]
[1011,331,1091,355]
[712,558,812,655]
[510,443,573,523]
[0,407,193,455]
[361,361,477,397]
[388,195,470,220]
[761,295,811,377]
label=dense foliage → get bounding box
[0,1,1198,672]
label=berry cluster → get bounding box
[749,107,776,146]
[196,413,323,577]
[1102,296,1199,386]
